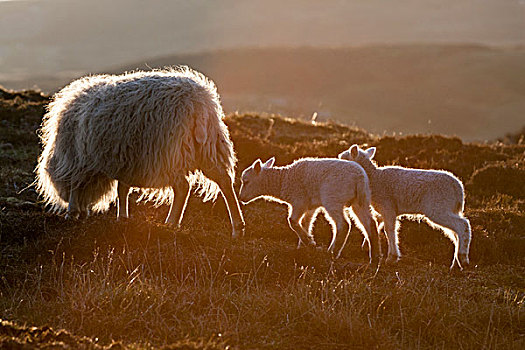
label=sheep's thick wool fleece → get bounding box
[36,67,235,212]
[363,164,465,214]
[265,158,370,208]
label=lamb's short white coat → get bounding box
[338,144,471,268]
[239,157,379,262]
[35,66,244,237]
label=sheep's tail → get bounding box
[454,191,465,215]
[34,105,69,212]
[35,145,68,213]
[453,177,466,215]
[355,172,371,209]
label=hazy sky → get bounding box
[1,0,524,76]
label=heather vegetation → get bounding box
[0,88,523,349]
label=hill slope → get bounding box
[0,89,524,348]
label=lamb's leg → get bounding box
[165,180,190,227]
[383,212,401,263]
[65,185,81,220]
[427,213,471,269]
[207,170,245,238]
[297,209,317,248]
[117,182,130,219]
[361,216,383,250]
[288,207,316,247]
[324,206,350,258]
[460,217,472,267]
[352,204,380,264]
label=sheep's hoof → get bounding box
[232,223,245,239]
[65,211,80,220]
[369,258,381,272]
[385,255,400,265]
[458,254,470,270]
[297,239,316,249]
[306,239,316,247]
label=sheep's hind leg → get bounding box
[165,180,190,227]
[352,204,380,264]
[427,213,471,269]
[117,182,131,220]
[288,207,316,248]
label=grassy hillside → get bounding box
[0,89,524,349]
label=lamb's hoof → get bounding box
[458,254,470,269]
[165,220,182,231]
[369,258,381,272]
[306,240,316,247]
[232,222,245,239]
[297,239,316,249]
[385,255,400,265]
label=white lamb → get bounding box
[35,67,245,237]
[239,157,380,262]
[338,144,471,269]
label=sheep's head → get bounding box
[239,157,275,204]
[338,144,376,165]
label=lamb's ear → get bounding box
[350,144,359,158]
[365,147,376,159]
[264,157,275,168]
[253,159,262,174]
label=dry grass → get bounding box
[0,89,524,349]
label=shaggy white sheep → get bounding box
[35,66,245,237]
[338,144,471,269]
[239,157,380,262]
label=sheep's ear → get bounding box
[365,147,376,159]
[350,144,359,158]
[264,157,275,168]
[253,159,262,174]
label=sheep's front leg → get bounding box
[296,209,317,248]
[382,212,401,263]
[207,170,245,238]
[65,185,81,220]
[288,207,316,247]
[165,181,190,227]
[117,182,130,219]
[220,181,245,238]
[324,206,351,258]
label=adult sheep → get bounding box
[35,67,245,237]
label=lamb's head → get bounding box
[338,144,376,166]
[239,157,275,204]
